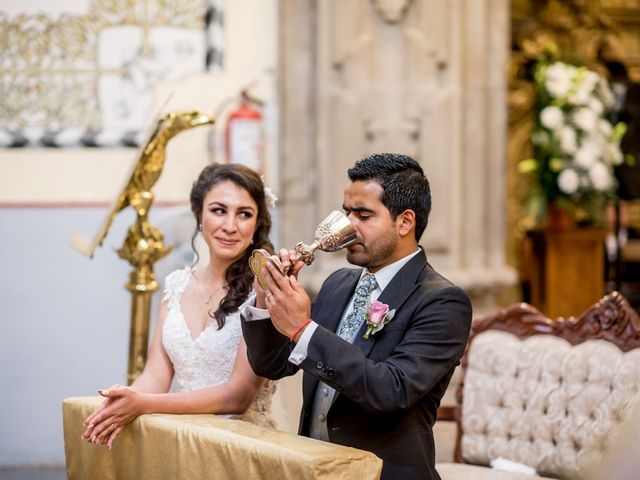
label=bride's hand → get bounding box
[254,277,268,309]
[81,388,115,441]
[82,385,146,448]
[278,248,305,280]
[254,249,304,309]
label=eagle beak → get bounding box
[191,113,215,127]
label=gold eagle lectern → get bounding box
[72,110,215,384]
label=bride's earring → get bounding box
[198,224,203,233]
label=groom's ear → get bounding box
[396,209,416,237]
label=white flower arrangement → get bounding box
[520,60,627,225]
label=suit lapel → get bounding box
[304,269,361,408]
[351,250,426,357]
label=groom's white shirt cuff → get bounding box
[240,299,318,366]
[241,304,270,321]
[239,293,264,319]
[289,322,318,365]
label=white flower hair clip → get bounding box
[260,176,278,208]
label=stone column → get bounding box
[277,0,319,251]
[279,0,516,310]
[455,0,517,312]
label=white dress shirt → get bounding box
[288,248,420,364]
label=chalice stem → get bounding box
[290,240,320,271]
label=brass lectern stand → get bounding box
[72,111,214,384]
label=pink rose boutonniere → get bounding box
[363,300,396,340]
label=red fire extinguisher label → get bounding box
[229,118,262,172]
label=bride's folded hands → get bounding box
[82,385,144,448]
[81,349,265,449]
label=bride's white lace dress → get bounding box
[161,267,276,428]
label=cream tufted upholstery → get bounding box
[437,292,640,480]
[461,333,640,478]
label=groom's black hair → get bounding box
[347,153,431,241]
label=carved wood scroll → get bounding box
[467,291,640,354]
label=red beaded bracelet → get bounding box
[290,319,313,343]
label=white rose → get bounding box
[540,106,564,130]
[559,126,577,154]
[588,97,604,115]
[572,71,599,104]
[604,143,624,166]
[547,78,572,98]
[558,168,579,194]
[573,107,598,133]
[584,133,605,150]
[570,81,595,106]
[589,162,613,191]
[575,138,602,169]
[545,63,575,98]
[598,119,613,137]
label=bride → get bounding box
[82,163,277,448]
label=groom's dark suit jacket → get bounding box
[242,249,472,480]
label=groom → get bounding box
[241,153,472,480]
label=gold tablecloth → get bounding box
[63,396,382,479]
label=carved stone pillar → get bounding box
[279,0,516,311]
[456,0,518,312]
[274,0,318,254]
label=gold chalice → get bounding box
[249,210,357,293]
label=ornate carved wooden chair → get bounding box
[437,292,640,480]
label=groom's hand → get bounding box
[253,277,268,309]
[262,261,311,341]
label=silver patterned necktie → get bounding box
[337,273,378,341]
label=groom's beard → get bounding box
[345,228,397,269]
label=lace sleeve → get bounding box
[162,267,191,307]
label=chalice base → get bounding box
[249,249,289,293]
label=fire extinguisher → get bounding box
[225,90,264,173]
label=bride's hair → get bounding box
[190,163,274,329]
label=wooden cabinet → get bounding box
[527,229,606,318]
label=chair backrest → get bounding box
[454,291,640,479]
